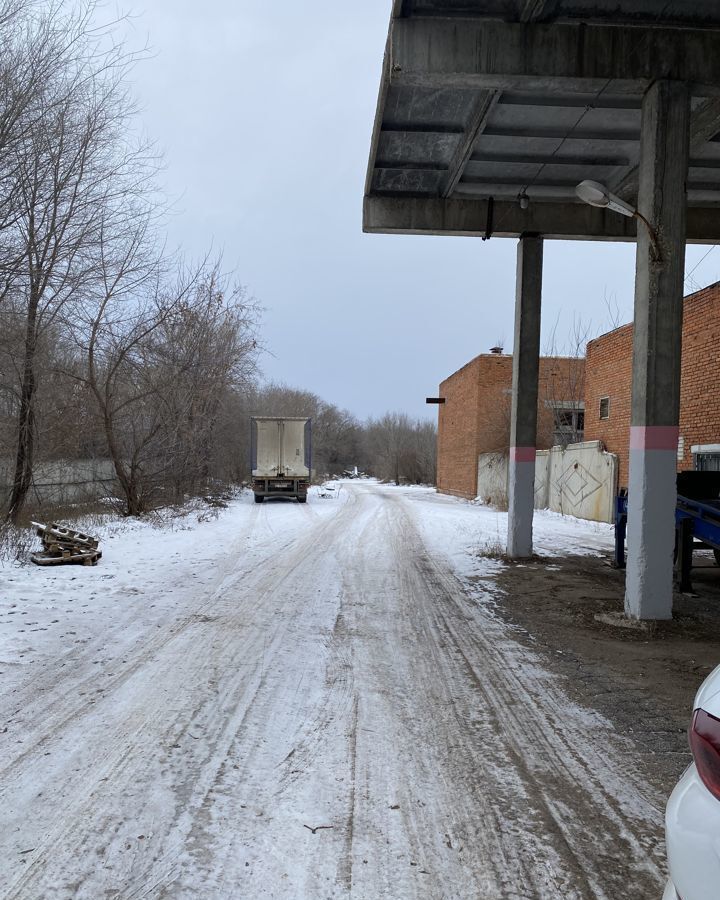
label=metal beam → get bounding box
[453,184,576,201]
[498,92,641,110]
[613,97,720,200]
[363,15,393,198]
[469,152,632,167]
[363,196,720,244]
[381,123,464,134]
[482,125,639,141]
[441,91,499,198]
[374,160,448,171]
[390,18,720,95]
[363,195,720,242]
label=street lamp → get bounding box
[575,179,661,261]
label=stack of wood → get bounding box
[31,522,102,567]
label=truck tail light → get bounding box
[690,708,720,801]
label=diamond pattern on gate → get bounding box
[557,461,602,500]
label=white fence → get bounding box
[477,440,618,523]
[476,452,509,508]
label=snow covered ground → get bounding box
[0,483,664,899]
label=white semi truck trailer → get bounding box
[250,416,311,503]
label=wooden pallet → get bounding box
[32,522,99,549]
[31,548,102,566]
[30,522,101,567]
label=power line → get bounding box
[685,245,717,285]
[490,1,676,235]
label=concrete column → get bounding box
[507,235,543,558]
[625,80,690,620]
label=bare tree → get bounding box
[0,4,266,521]
[73,255,259,515]
[2,3,155,520]
[149,268,260,502]
[539,313,590,448]
[363,412,436,485]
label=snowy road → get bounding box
[0,484,665,898]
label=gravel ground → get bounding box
[491,551,720,798]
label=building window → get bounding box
[692,445,720,471]
[695,452,720,472]
[554,409,575,430]
[550,402,585,448]
[599,397,610,419]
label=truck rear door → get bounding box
[280,420,308,477]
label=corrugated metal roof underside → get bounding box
[366,2,720,224]
[371,88,720,206]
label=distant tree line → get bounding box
[0,2,435,523]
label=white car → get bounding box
[664,664,720,899]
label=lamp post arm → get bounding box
[633,210,662,262]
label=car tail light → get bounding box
[690,708,720,800]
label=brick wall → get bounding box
[584,324,633,487]
[584,281,720,488]
[437,356,483,499]
[437,353,585,499]
[679,284,720,472]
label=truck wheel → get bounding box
[254,495,264,504]
[297,496,307,503]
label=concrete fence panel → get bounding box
[476,452,509,508]
[0,459,118,507]
[534,451,550,510]
[536,441,618,523]
[477,441,618,523]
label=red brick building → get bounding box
[437,353,585,498]
[585,282,720,488]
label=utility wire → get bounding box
[489,1,676,235]
[684,245,717,285]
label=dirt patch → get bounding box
[485,551,720,796]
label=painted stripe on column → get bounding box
[629,426,680,451]
[509,446,536,463]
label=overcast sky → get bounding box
[120,1,718,421]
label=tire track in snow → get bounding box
[389,490,665,898]
[0,501,266,770]
[341,496,561,899]
[0,494,357,899]
[0,493,352,779]
[0,484,665,898]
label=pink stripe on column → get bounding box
[509,446,536,463]
[629,425,680,451]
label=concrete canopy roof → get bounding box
[363,1,720,241]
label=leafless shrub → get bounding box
[492,491,508,512]
[0,520,33,561]
[476,538,509,561]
